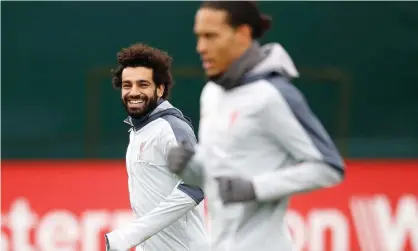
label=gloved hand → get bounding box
[167,142,195,176]
[215,176,256,204]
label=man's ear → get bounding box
[236,24,252,42]
[157,84,165,98]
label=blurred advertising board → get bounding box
[1,160,417,251]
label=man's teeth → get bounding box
[129,100,144,104]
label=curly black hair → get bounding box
[112,43,173,99]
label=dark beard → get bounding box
[208,73,223,82]
[123,90,159,119]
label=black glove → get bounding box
[215,176,256,204]
[167,142,195,176]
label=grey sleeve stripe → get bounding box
[162,115,197,149]
[163,115,205,200]
[177,183,204,204]
[269,77,345,174]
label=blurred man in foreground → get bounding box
[167,2,345,251]
[105,43,208,251]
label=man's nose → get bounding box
[129,85,142,96]
[196,38,207,55]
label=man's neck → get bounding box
[209,42,254,82]
[212,42,264,90]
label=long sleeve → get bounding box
[106,186,200,251]
[252,78,345,202]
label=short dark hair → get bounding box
[112,43,173,99]
[200,1,272,39]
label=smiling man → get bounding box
[105,43,208,251]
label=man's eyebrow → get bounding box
[136,80,152,84]
[122,79,151,84]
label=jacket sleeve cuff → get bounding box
[105,234,110,250]
[105,230,131,251]
[252,173,275,202]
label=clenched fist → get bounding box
[216,176,256,204]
